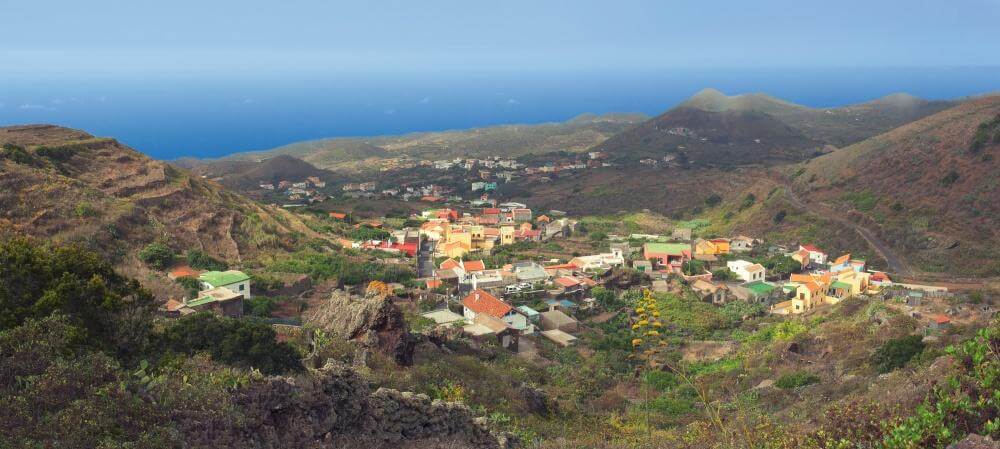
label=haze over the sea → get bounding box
[1,67,998,160]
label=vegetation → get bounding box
[872,334,926,373]
[154,313,302,374]
[267,249,413,285]
[775,371,820,389]
[138,242,175,269]
[185,249,229,271]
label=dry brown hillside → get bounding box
[0,125,319,295]
[794,96,1000,276]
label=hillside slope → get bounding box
[213,112,648,171]
[0,125,318,294]
[181,154,339,190]
[596,89,955,166]
[794,96,1000,276]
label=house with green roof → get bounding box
[642,242,692,273]
[186,286,244,318]
[199,270,251,299]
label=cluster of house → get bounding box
[629,235,893,314]
[162,268,252,318]
[419,203,577,259]
[420,253,621,350]
[331,226,421,257]
[259,176,328,203]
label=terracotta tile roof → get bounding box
[462,260,486,272]
[483,208,501,215]
[932,314,950,324]
[554,276,581,288]
[800,244,824,253]
[871,271,890,282]
[164,298,185,312]
[803,281,822,294]
[462,289,512,318]
[328,212,347,219]
[834,254,851,265]
[168,266,201,279]
[439,258,460,270]
[426,279,443,289]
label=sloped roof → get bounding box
[462,260,486,272]
[439,258,460,270]
[462,289,512,318]
[199,270,249,286]
[554,276,581,288]
[644,242,690,256]
[834,254,851,265]
[800,244,824,253]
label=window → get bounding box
[239,284,245,291]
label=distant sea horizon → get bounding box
[1,66,998,160]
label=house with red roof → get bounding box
[798,244,828,265]
[461,289,530,335]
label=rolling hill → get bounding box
[595,89,956,166]
[792,95,1000,276]
[179,154,339,190]
[207,112,648,171]
[0,125,319,295]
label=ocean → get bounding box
[1,66,998,160]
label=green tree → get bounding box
[0,236,155,357]
[872,334,925,373]
[185,249,228,271]
[138,242,175,270]
[155,313,303,375]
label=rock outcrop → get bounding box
[230,361,515,449]
[303,287,418,365]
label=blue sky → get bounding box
[3,0,1000,75]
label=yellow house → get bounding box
[500,226,515,246]
[694,238,730,255]
[439,240,471,259]
[830,270,871,298]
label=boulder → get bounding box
[304,288,418,365]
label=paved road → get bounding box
[417,239,435,278]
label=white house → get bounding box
[799,244,828,265]
[726,260,766,283]
[568,248,625,271]
[198,270,251,299]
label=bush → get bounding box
[185,249,228,271]
[74,201,99,218]
[940,170,960,187]
[682,259,706,276]
[872,334,925,373]
[0,236,155,357]
[138,242,175,270]
[155,313,303,375]
[711,268,735,281]
[775,371,820,389]
[175,276,201,298]
[704,194,722,207]
[773,210,787,224]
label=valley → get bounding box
[1,89,998,449]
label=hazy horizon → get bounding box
[2,0,999,159]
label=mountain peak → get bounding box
[680,88,801,113]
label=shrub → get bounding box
[775,371,820,389]
[185,249,228,271]
[155,313,303,375]
[773,210,787,224]
[74,201,99,218]
[174,276,201,298]
[940,170,960,187]
[704,194,722,207]
[138,242,175,270]
[872,334,925,373]
[711,268,735,281]
[739,193,757,211]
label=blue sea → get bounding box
[1,67,998,160]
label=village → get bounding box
[158,197,984,360]
[246,152,619,207]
